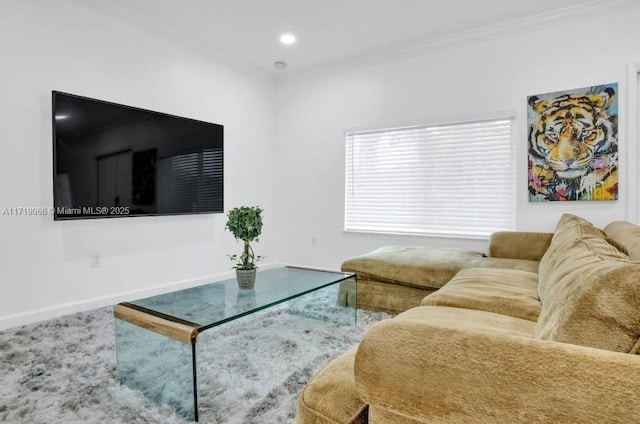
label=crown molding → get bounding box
[72,0,276,86]
[277,0,640,85]
[72,0,640,87]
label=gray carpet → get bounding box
[0,288,389,423]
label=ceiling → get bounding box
[76,0,633,80]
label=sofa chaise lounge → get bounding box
[297,213,640,423]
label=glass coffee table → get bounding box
[113,266,356,421]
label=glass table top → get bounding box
[125,266,354,332]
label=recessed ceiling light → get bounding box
[55,115,69,120]
[280,33,296,45]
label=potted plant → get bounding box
[225,206,264,289]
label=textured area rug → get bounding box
[0,288,389,423]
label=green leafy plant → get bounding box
[225,206,264,270]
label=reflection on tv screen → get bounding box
[52,91,224,220]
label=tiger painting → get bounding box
[527,84,618,202]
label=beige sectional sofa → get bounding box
[297,214,640,423]
[337,232,552,315]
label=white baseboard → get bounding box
[0,262,284,331]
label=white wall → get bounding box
[0,0,278,329]
[274,8,640,270]
[4,3,640,330]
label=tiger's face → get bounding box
[529,90,616,179]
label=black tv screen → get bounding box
[52,91,224,220]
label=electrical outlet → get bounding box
[90,251,101,268]
[311,235,317,247]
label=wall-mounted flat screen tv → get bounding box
[52,91,224,220]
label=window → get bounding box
[345,116,515,238]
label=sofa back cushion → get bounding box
[538,213,606,299]
[535,235,640,352]
[604,221,640,261]
[552,213,606,239]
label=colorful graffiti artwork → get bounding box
[527,83,618,202]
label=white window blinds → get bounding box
[345,117,515,238]
[157,149,223,214]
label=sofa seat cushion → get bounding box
[355,305,640,424]
[470,257,539,274]
[393,305,535,340]
[341,246,486,290]
[297,346,368,424]
[421,268,541,321]
[535,234,640,353]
